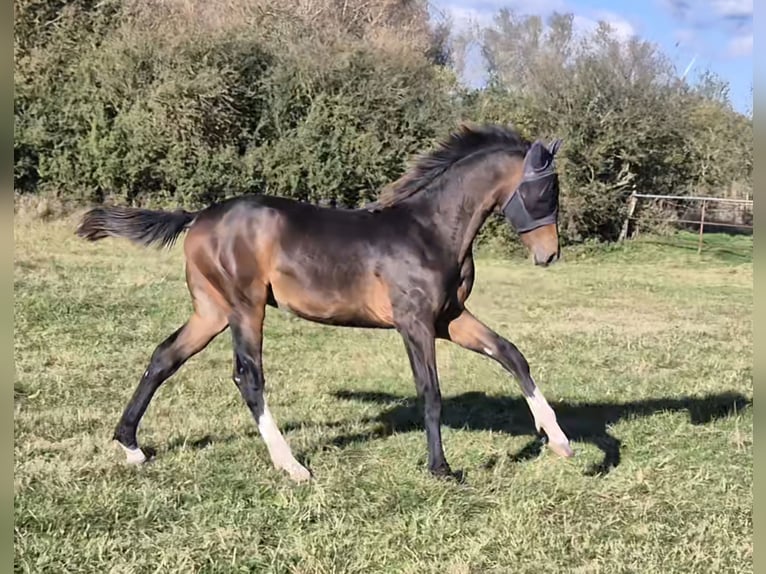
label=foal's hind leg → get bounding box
[229,302,311,483]
[439,308,573,458]
[113,311,227,463]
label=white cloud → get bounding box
[711,0,753,18]
[728,33,753,56]
[433,0,637,43]
[437,5,493,33]
[432,0,567,32]
[594,11,637,42]
[664,0,752,21]
[571,14,598,38]
[433,0,639,60]
[454,0,566,14]
[571,12,636,44]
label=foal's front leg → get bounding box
[440,308,573,458]
[398,318,453,477]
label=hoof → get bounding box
[115,441,148,465]
[429,463,459,480]
[535,430,574,459]
[548,440,575,459]
[283,462,312,483]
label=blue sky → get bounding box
[432,0,753,115]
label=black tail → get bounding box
[75,206,199,249]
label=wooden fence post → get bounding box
[697,200,707,254]
[619,193,638,241]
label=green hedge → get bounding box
[14,1,752,248]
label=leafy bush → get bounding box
[14,0,457,207]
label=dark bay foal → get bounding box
[76,123,573,482]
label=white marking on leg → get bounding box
[258,402,311,482]
[522,379,573,458]
[117,442,147,465]
[483,347,494,357]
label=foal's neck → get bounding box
[408,155,516,263]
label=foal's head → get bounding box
[368,123,564,266]
[497,138,563,267]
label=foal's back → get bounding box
[184,194,434,328]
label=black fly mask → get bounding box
[501,139,562,234]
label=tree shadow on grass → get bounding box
[314,390,751,476]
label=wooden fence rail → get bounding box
[618,192,753,254]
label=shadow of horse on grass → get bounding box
[313,390,751,476]
[164,390,750,478]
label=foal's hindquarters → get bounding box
[112,200,407,481]
[112,211,313,482]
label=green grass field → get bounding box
[14,215,752,573]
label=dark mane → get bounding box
[369,123,531,210]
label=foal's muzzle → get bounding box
[535,249,561,267]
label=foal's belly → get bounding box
[269,269,395,329]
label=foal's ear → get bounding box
[548,139,563,156]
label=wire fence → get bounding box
[619,192,753,254]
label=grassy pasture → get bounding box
[14,215,752,573]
